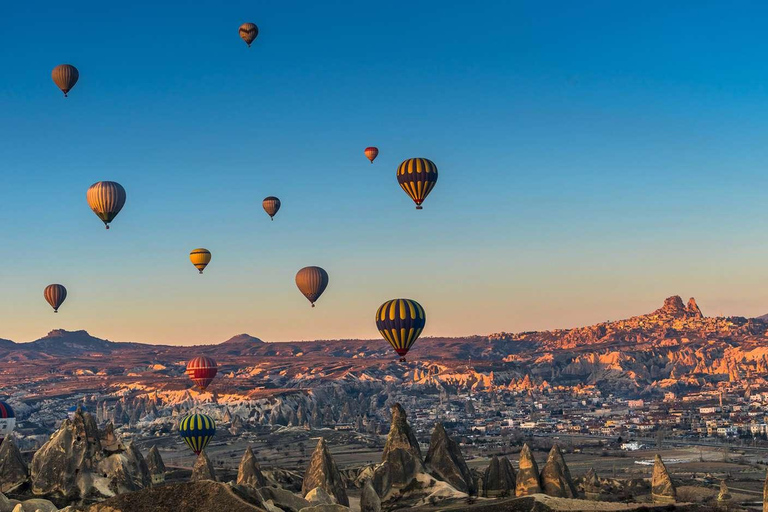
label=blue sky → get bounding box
[2,1,768,344]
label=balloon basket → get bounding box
[416,205,423,210]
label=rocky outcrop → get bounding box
[191,451,216,482]
[230,415,245,436]
[424,423,474,494]
[305,486,335,505]
[360,479,381,512]
[515,444,541,496]
[379,403,424,488]
[0,438,28,493]
[86,481,265,512]
[763,469,768,512]
[95,442,151,494]
[686,297,703,318]
[717,480,731,502]
[101,422,123,453]
[482,455,515,497]
[237,447,266,488]
[540,444,577,498]
[582,468,602,499]
[651,454,676,503]
[29,410,102,499]
[259,485,310,511]
[146,446,165,485]
[298,506,350,512]
[301,438,348,507]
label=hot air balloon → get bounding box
[295,266,329,307]
[52,64,79,97]
[44,284,67,313]
[86,181,126,229]
[262,196,281,220]
[0,401,15,445]
[397,158,438,209]
[364,147,379,164]
[189,248,211,274]
[186,356,218,391]
[376,298,426,362]
[239,23,259,47]
[179,413,216,455]
[67,404,88,420]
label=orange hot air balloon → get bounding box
[239,23,259,47]
[86,181,126,229]
[364,147,379,164]
[44,284,67,313]
[295,266,328,307]
[189,248,212,274]
[52,64,79,97]
[262,196,281,220]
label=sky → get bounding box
[2,1,768,345]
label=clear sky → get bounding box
[2,1,768,345]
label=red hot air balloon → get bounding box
[364,147,379,164]
[186,356,218,391]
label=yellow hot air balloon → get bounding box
[52,64,79,97]
[295,266,329,307]
[376,298,426,362]
[86,181,126,229]
[397,158,438,209]
[190,248,212,274]
[239,23,259,47]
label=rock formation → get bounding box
[30,410,102,499]
[515,444,541,496]
[582,468,602,499]
[540,443,577,498]
[0,438,28,493]
[378,403,424,489]
[101,422,123,453]
[190,450,216,482]
[482,455,515,497]
[763,469,768,512]
[237,446,266,488]
[305,486,335,505]
[360,479,381,512]
[686,297,703,317]
[717,480,731,502]
[424,423,475,494]
[146,446,166,485]
[301,438,348,506]
[651,454,676,503]
[230,414,245,436]
[95,442,151,494]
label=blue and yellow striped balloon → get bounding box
[179,413,216,455]
[375,298,426,362]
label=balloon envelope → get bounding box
[295,266,329,307]
[186,356,218,391]
[179,413,216,455]
[44,284,67,313]
[397,158,438,209]
[262,196,281,220]
[376,298,426,361]
[0,401,15,442]
[239,23,259,46]
[86,181,126,229]
[190,248,212,274]
[364,147,379,163]
[52,64,79,97]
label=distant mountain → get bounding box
[220,334,265,345]
[755,313,768,322]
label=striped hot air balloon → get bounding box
[295,266,329,307]
[0,401,15,445]
[262,196,281,220]
[44,284,67,313]
[189,248,211,274]
[364,147,379,164]
[52,64,79,97]
[86,181,126,229]
[186,356,218,391]
[397,158,438,209]
[239,23,259,47]
[376,298,426,362]
[179,413,215,455]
